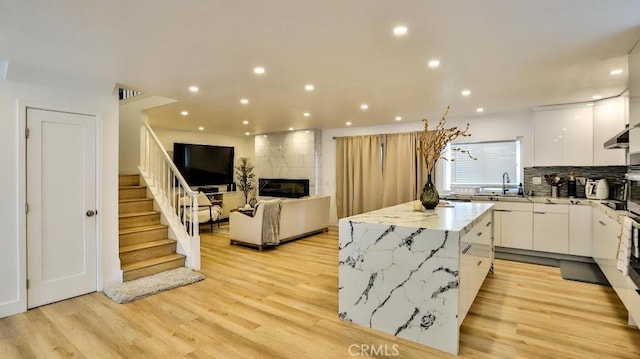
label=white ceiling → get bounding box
[2,1,640,136]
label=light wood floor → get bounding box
[2,227,639,358]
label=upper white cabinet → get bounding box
[533,110,563,166]
[534,107,593,166]
[630,41,640,98]
[593,97,627,165]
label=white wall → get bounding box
[321,111,533,225]
[154,128,255,184]
[0,79,120,318]
[119,96,177,174]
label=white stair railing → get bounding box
[139,121,200,270]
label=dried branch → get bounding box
[418,106,473,175]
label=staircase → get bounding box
[119,174,186,281]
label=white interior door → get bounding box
[26,108,97,308]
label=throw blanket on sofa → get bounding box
[261,199,283,245]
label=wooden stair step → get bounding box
[122,254,186,281]
[119,239,177,265]
[119,224,167,236]
[119,211,161,229]
[120,238,175,253]
[119,174,140,187]
[119,186,147,200]
[119,224,168,246]
[119,198,153,213]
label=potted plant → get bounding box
[235,157,256,205]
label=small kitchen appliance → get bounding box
[585,178,609,200]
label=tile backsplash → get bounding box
[524,166,626,198]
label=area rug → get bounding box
[104,267,205,304]
[559,260,610,286]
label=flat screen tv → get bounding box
[173,143,234,187]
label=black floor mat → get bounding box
[559,260,610,286]
[495,251,559,267]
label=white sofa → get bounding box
[229,196,330,250]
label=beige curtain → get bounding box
[336,135,383,218]
[382,132,419,207]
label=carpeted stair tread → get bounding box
[104,267,205,304]
[119,224,167,235]
[120,239,175,253]
[122,253,185,272]
[119,210,159,219]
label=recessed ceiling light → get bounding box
[360,104,368,110]
[181,111,189,116]
[245,132,251,136]
[189,86,199,93]
[592,95,602,100]
[289,127,294,131]
[393,26,408,36]
[305,84,315,91]
[610,69,623,75]
[303,112,310,117]
[395,116,402,121]
[476,107,484,113]
[198,126,204,131]
[242,120,249,125]
[427,60,440,68]
[461,90,471,96]
[240,98,249,105]
[346,121,352,126]
[253,67,265,74]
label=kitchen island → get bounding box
[338,201,494,355]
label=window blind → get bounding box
[450,140,518,187]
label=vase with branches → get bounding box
[417,106,474,209]
[235,157,256,205]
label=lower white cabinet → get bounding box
[569,204,593,256]
[533,203,569,253]
[494,202,533,249]
[459,212,493,322]
[592,208,621,260]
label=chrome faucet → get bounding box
[502,172,511,195]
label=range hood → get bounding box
[604,124,629,149]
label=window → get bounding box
[443,139,521,192]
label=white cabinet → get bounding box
[534,110,563,166]
[569,204,592,256]
[533,107,593,166]
[630,98,640,154]
[533,203,569,253]
[592,208,621,261]
[459,212,493,323]
[593,97,627,165]
[493,202,533,250]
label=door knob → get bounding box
[86,210,96,217]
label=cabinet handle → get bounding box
[485,221,492,227]
[462,244,471,254]
[477,231,483,237]
[494,209,512,212]
[598,220,606,226]
[534,211,546,214]
[477,260,482,266]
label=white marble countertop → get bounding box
[341,201,494,232]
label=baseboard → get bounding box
[496,247,594,263]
